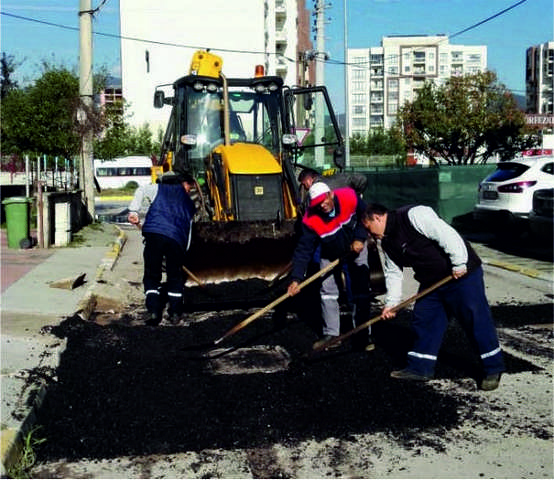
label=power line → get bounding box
[449,0,529,39]
[0,11,297,63]
[1,0,532,94]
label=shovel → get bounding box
[312,274,454,353]
[210,258,341,347]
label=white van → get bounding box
[94,156,153,190]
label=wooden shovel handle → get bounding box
[213,258,341,345]
[313,274,454,352]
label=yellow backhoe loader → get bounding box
[153,50,345,284]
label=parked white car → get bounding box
[474,155,554,228]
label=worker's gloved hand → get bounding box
[452,265,467,279]
[287,280,301,297]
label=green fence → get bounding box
[357,164,496,224]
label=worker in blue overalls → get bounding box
[128,172,196,326]
[361,202,505,391]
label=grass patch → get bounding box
[7,426,46,479]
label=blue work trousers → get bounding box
[143,232,185,317]
[407,266,504,377]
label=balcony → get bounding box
[275,0,286,15]
[275,28,288,43]
[371,67,384,77]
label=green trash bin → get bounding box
[2,197,31,249]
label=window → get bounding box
[353,93,366,104]
[353,105,366,115]
[353,69,365,80]
[353,117,366,127]
[451,51,463,61]
[370,54,383,64]
[352,81,365,92]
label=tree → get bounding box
[1,66,104,158]
[349,127,406,157]
[0,52,19,99]
[94,102,161,160]
[396,71,538,165]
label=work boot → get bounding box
[364,337,376,352]
[479,373,502,391]
[312,335,341,350]
[390,369,432,382]
[351,335,376,352]
[145,312,162,326]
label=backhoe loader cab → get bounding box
[153,51,344,284]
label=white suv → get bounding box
[474,155,554,226]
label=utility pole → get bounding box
[314,0,326,167]
[79,0,95,221]
[343,0,350,168]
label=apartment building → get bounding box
[526,41,554,114]
[97,76,123,115]
[347,35,487,135]
[119,0,311,134]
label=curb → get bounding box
[76,226,127,321]
[0,226,128,475]
[483,258,553,282]
[0,339,67,478]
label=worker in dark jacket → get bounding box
[288,182,373,350]
[361,203,504,391]
[128,172,196,326]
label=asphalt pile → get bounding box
[31,300,545,463]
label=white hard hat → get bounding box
[309,181,331,207]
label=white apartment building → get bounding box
[526,41,554,114]
[119,0,302,135]
[347,35,487,135]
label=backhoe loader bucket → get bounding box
[184,218,297,284]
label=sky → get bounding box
[1,0,552,114]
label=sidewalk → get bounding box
[0,223,129,476]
